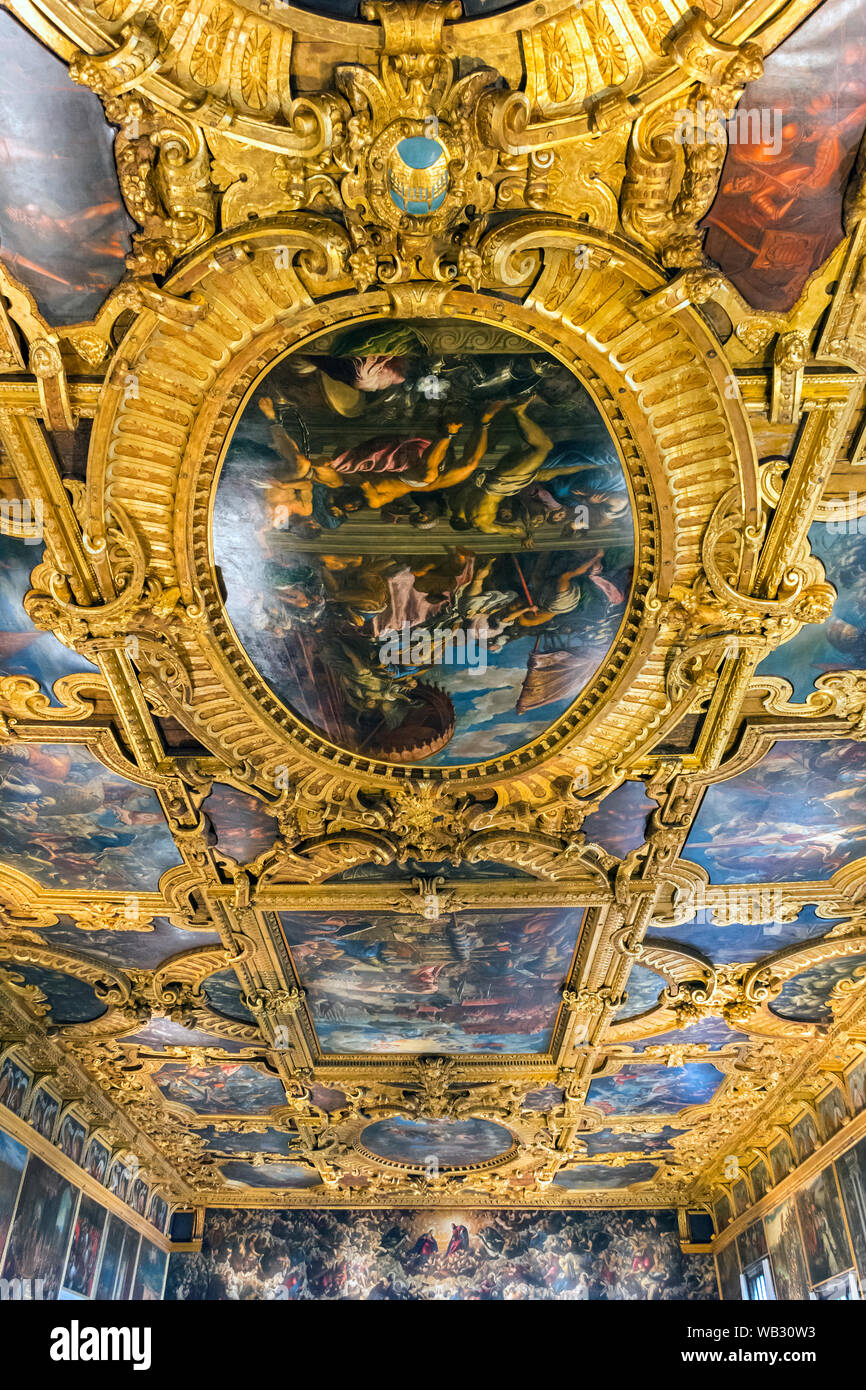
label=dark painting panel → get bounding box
[796,1167,853,1285]
[149,1194,168,1234]
[202,784,277,863]
[770,1138,795,1185]
[817,1085,849,1141]
[0,1056,29,1115]
[220,1161,321,1190]
[757,522,866,699]
[166,1207,717,1300]
[764,1197,810,1299]
[202,970,256,1025]
[8,964,105,1025]
[58,1114,87,1165]
[62,1193,106,1298]
[579,1126,685,1156]
[93,1214,134,1300]
[683,741,866,883]
[27,1084,59,1139]
[131,1238,168,1300]
[0,742,182,891]
[0,1127,27,1261]
[330,857,533,883]
[124,1017,253,1054]
[580,779,654,857]
[553,1162,657,1190]
[360,1117,514,1167]
[83,1139,109,1184]
[32,914,220,973]
[749,1157,772,1203]
[737,1221,768,1270]
[198,1126,299,1157]
[615,964,666,1020]
[0,9,132,322]
[280,907,582,1054]
[1,1154,78,1298]
[835,1134,866,1278]
[659,903,845,965]
[27,1086,59,1140]
[214,320,632,767]
[703,0,866,311]
[628,1018,749,1051]
[715,1240,741,1300]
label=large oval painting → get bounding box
[213,319,634,765]
[360,1117,514,1168]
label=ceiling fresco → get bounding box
[213,324,633,765]
[0,8,131,322]
[278,907,583,1053]
[0,0,865,1241]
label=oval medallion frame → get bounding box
[86,215,759,795]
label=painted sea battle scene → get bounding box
[165,1207,716,1301]
[278,907,583,1054]
[213,321,634,765]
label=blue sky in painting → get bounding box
[0,742,181,891]
[360,1116,514,1165]
[616,964,666,1020]
[280,907,581,1055]
[586,1063,724,1116]
[770,954,866,1022]
[627,1017,749,1051]
[9,963,105,1024]
[683,740,866,882]
[152,1064,288,1115]
[0,534,97,701]
[581,779,654,857]
[652,904,845,964]
[757,521,866,699]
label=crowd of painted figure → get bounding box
[166,1208,716,1301]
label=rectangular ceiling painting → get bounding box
[279,907,584,1054]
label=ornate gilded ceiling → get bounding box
[0,0,865,1232]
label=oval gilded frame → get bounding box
[87,215,759,795]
